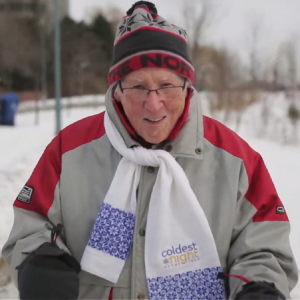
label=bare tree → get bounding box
[286,42,297,90]
[247,14,263,87]
[271,41,297,90]
[182,0,216,89]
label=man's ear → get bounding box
[114,85,121,101]
[115,92,121,101]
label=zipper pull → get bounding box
[50,223,63,245]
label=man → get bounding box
[2,1,298,299]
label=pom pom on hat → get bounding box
[126,1,158,16]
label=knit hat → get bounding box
[108,1,194,86]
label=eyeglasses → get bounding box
[119,79,187,100]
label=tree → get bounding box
[182,0,216,89]
[271,41,297,90]
[248,17,261,86]
[194,46,235,91]
[0,11,117,98]
[90,13,115,61]
[86,5,123,33]
[0,15,41,90]
[47,16,114,97]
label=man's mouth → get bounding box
[144,117,166,123]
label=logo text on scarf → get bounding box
[162,243,199,268]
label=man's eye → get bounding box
[161,83,174,88]
[133,85,145,89]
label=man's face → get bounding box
[115,68,188,144]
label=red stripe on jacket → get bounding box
[203,116,288,222]
[13,112,106,217]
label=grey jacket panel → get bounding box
[229,220,296,298]
[2,86,298,299]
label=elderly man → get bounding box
[2,1,298,299]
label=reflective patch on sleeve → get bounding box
[17,185,34,204]
[276,206,285,214]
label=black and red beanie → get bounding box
[108,1,195,86]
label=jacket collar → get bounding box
[105,84,204,160]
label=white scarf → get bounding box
[81,111,225,299]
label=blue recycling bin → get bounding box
[0,92,19,126]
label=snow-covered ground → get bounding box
[0,101,299,299]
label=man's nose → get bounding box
[144,90,163,111]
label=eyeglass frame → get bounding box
[118,78,188,98]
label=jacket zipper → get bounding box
[108,287,113,300]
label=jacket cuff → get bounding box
[235,281,286,300]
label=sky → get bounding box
[69,0,300,42]
[69,0,300,76]
[69,0,183,23]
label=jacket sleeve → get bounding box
[228,152,298,299]
[1,133,70,287]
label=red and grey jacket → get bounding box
[2,86,298,299]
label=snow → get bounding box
[0,98,299,299]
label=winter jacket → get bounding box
[2,86,298,299]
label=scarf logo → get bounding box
[162,243,200,268]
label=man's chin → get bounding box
[142,134,168,145]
